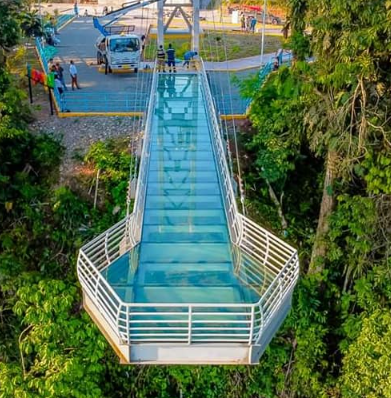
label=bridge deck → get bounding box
[101,74,260,304]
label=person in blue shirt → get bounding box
[183,50,198,69]
[74,2,79,17]
[250,16,257,33]
[166,43,176,73]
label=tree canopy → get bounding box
[1,0,391,397]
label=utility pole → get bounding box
[260,0,267,66]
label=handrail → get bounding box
[131,61,158,241]
[56,14,75,30]
[199,58,243,245]
[35,37,50,74]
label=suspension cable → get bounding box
[208,10,235,182]
[211,6,246,214]
[127,4,149,215]
[220,29,246,214]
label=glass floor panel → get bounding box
[102,74,261,304]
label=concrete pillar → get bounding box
[157,0,165,47]
[192,0,200,52]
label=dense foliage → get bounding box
[240,0,391,396]
[1,0,390,397]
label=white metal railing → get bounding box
[131,62,158,242]
[199,59,243,245]
[77,65,299,348]
[79,215,135,273]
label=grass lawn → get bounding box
[143,30,283,61]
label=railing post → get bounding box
[116,304,122,342]
[248,305,255,345]
[263,232,270,266]
[126,305,130,345]
[94,272,100,303]
[188,305,192,345]
[104,232,110,265]
[255,304,264,345]
[278,276,284,307]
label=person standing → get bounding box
[74,2,79,17]
[141,34,146,51]
[55,62,67,91]
[250,16,257,33]
[157,45,166,72]
[240,13,246,31]
[54,74,64,95]
[166,43,176,73]
[272,58,279,71]
[69,60,81,90]
[48,58,54,71]
[246,15,251,32]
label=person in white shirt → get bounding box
[69,60,81,90]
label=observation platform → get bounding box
[77,68,299,364]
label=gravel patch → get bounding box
[30,115,142,180]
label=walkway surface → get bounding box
[205,53,277,71]
[102,73,259,304]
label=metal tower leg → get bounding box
[192,0,200,52]
[157,0,164,47]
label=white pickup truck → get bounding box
[95,33,141,73]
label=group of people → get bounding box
[157,44,198,73]
[240,14,257,33]
[74,2,113,17]
[49,59,81,94]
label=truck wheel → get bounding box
[134,68,138,73]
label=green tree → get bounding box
[19,10,43,38]
[341,310,391,398]
[0,278,107,398]
[0,0,22,53]
[304,0,391,273]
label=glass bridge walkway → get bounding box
[77,69,299,364]
[102,74,258,305]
